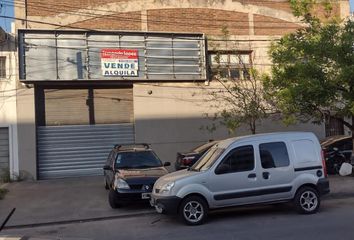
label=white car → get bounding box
[150,132,330,225]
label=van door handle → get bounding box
[248,173,256,178]
[263,172,270,180]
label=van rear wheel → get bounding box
[179,196,208,225]
[294,186,320,214]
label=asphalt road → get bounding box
[2,197,354,240]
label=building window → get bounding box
[0,57,6,78]
[208,51,251,80]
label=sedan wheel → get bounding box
[108,189,121,209]
[104,179,109,190]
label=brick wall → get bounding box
[254,15,301,35]
[148,9,249,35]
[312,3,341,22]
[23,1,343,35]
[27,0,123,16]
[239,0,293,13]
[69,12,141,30]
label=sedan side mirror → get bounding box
[103,165,112,171]
[163,162,171,167]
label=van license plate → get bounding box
[142,193,151,199]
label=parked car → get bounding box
[321,135,353,174]
[175,140,219,170]
[103,143,170,208]
[150,132,329,225]
[321,135,353,162]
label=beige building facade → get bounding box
[0,26,19,179]
[6,0,350,179]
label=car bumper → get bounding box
[113,189,152,202]
[150,194,182,214]
[317,178,330,196]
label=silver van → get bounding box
[150,132,330,225]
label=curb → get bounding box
[0,237,92,240]
[2,210,156,230]
[0,237,22,240]
[323,192,354,201]
[2,194,354,231]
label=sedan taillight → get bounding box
[321,150,328,178]
[181,156,195,166]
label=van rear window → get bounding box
[291,139,318,164]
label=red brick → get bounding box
[148,8,249,35]
[69,12,141,30]
[254,15,301,35]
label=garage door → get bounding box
[36,87,135,179]
[37,124,134,179]
[0,127,9,173]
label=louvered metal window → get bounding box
[0,127,9,171]
[18,30,206,81]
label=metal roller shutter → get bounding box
[37,87,135,179]
[44,89,90,126]
[0,127,9,172]
[37,124,134,179]
[94,88,134,124]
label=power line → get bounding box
[2,0,306,31]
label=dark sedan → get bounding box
[103,144,170,208]
[175,140,219,170]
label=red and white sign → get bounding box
[101,49,139,77]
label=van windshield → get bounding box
[190,147,225,171]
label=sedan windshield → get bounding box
[192,141,218,153]
[190,147,225,171]
[115,151,163,169]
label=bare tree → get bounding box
[203,26,272,134]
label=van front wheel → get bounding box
[294,186,320,214]
[179,196,208,225]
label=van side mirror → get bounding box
[215,164,230,175]
[163,162,171,167]
[103,165,112,171]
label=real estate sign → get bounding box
[101,49,139,77]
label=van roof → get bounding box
[216,132,317,149]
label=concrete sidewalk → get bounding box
[325,175,354,199]
[0,175,354,228]
[0,176,154,228]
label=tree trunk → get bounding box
[250,120,256,135]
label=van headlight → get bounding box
[114,178,130,190]
[160,182,174,194]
